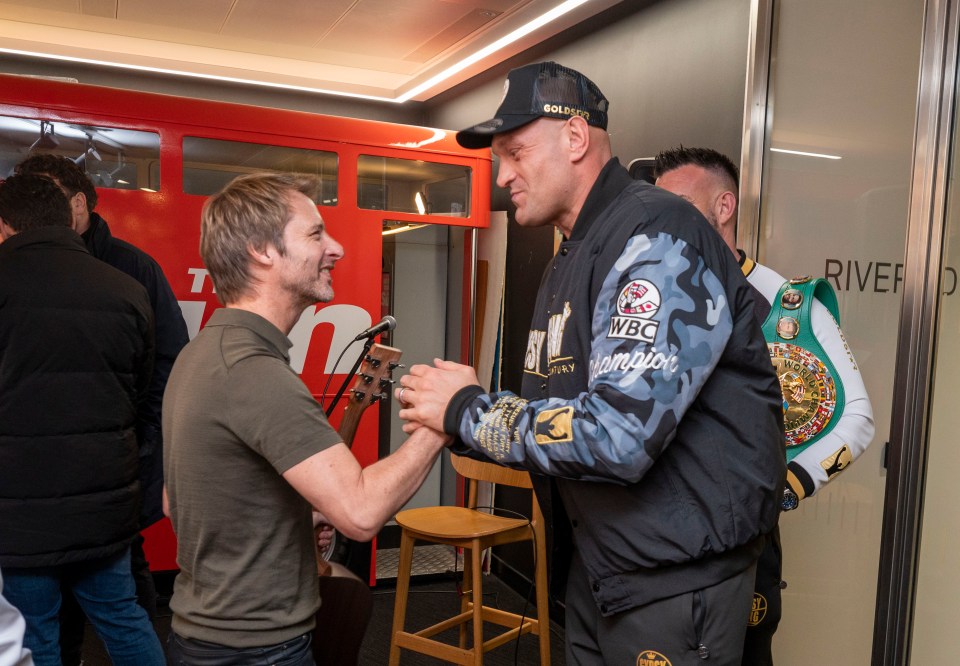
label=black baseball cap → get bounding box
[455,61,609,149]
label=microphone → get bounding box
[353,315,397,341]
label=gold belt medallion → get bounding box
[769,342,837,447]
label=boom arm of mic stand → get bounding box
[325,338,374,418]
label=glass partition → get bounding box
[0,116,160,191]
[182,137,338,204]
[358,155,470,217]
[755,0,924,661]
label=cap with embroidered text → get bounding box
[455,61,609,149]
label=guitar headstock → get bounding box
[349,343,403,409]
[337,343,403,447]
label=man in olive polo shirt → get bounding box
[163,172,449,665]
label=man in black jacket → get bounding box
[16,155,188,660]
[0,174,164,666]
[397,62,785,665]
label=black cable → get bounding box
[318,338,360,411]
[474,505,537,666]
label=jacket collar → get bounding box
[81,213,111,258]
[568,157,633,242]
[737,249,757,279]
[0,226,86,257]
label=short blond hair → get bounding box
[200,172,319,304]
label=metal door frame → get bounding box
[873,0,959,662]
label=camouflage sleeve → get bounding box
[454,232,734,483]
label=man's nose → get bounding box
[328,236,345,261]
[496,163,515,189]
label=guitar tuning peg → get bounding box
[351,389,366,401]
[366,356,382,368]
[359,373,373,384]
[389,362,404,370]
[372,392,386,402]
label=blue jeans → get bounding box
[168,631,315,666]
[2,548,164,666]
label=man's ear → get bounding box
[69,192,87,230]
[716,190,738,231]
[247,242,276,268]
[565,116,591,162]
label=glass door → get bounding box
[750,0,924,661]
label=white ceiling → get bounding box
[0,0,622,103]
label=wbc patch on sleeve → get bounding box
[534,406,574,445]
[608,279,662,342]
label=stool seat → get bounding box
[396,506,529,540]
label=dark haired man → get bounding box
[15,154,188,661]
[654,146,875,665]
[0,173,163,666]
[397,62,786,665]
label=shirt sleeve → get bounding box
[452,232,734,484]
[786,301,875,499]
[227,355,343,474]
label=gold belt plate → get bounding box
[769,342,837,447]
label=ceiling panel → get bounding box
[318,0,475,57]
[1,0,76,12]
[81,0,117,19]
[0,0,625,102]
[222,0,354,46]
[404,7,501,63]
[118,0,233,32]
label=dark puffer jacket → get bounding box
[83,213,188,527]
[0,226,155,567]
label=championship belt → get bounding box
[760,272,846,462]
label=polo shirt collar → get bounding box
[205,307,293,362]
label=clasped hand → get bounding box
[394,358,481,434]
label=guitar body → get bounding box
[312,562,374,665]
[313,343,401,665]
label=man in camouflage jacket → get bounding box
[398,62,785,665]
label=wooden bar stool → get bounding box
[388,453,550,665]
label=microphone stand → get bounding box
[325,337,375,417]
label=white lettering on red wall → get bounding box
[177,267,372,374]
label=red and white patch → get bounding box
[609,280,662,343]
[617,280,661,317]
